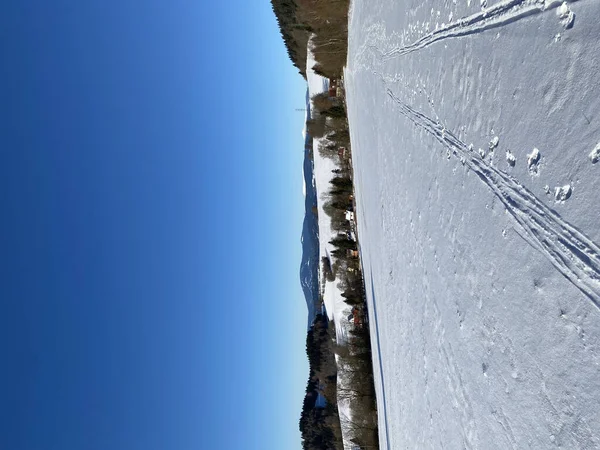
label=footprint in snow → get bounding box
[506,150,516,167]
[554,184,572,202]
[527,148,541,175]
[589,143,600,164]
[557,2,575,29]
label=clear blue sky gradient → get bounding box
[0,1,308,449]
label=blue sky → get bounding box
[0,1,308,449]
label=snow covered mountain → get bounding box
[300,89,320,328]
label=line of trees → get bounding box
[271,0,350,79]
[299,314,343,450]
[314,93,380,450]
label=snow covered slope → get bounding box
[346,0,600,448]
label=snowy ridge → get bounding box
[373,0,577,59]
[385,87,600,308]
[300,88,321,327]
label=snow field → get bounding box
[346,0,600,448]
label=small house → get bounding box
[352,306,361,326]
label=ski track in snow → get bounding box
[384,87,600,310]
[368,273,392,450]
[346,0,600,447]
[371,0,579,59]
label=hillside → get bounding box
[270,0,309,76]
[270,0,350,79]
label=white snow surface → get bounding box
[345,0,600,449]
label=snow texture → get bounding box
[345,0,600,448]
